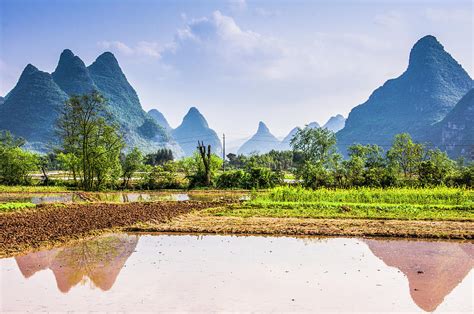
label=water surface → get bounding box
[1,234,472,313]
[0,191,248,204]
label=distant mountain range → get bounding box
[170,107,222,157]
[0,49,178,154]
[238,122,281,155]
[337,35,472,158]
[1,35,471,159]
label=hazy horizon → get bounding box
[1,0,472,140]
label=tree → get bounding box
[57,91,124,190]
[0,131,39,185]
[144,148,174,166]
[121,148,143,188]
[418,149,455,186]
[291,126,340,188]
[181,150,222,188]
[291,126,337,166]
[387,133,424,180]
[197,141,212,186]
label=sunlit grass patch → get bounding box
[0,185,71,193]
[208,186,474,221]
[0,202,36,212]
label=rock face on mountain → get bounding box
[0,64,68,150]
[280,121,320,151]
[148,109,171,131]
[337,35,472,154]
[323,114,345,132]
[238,121,280,155]
[430,89,474,159]
[0,49,176,153]
[0,96,4,106]
[52,49,96,96]
[172,107,222,157]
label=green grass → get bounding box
[257,186,473,205]
[0,185,71,193]
[209,186,474,221]
[0,202,36,212]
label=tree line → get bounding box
[0,91,472,190]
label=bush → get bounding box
[216,170,249,188]
[244,166,283,189]
[141,162,187,189]
[0,146,39,185]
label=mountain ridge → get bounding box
[337,35,472,155]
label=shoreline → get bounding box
[127,212,474,240]
[2,201,473,258]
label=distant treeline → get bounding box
[0,92,473,190]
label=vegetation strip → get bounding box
[129,213,474,240]
[0,201,231,257]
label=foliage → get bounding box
[0,202,36,212]
[216,170,249,189]
[0,131,39,185]
[141,162,187,189]
[291,126,338,166]
[181,152,222,188]
[121,147,143,187]
[258,186,473,205]
[144,148,174,166]
[245,166,283,189]
[387,133,424,180]
[209,186,474,221]
[56,91,124,190]
[213,201,473,221]
[0,185,70,193]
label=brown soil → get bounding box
[128,212,474,240]
[0,201,227,257]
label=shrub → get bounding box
[216,170,249,188]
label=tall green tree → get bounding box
[387,133,424,180]
[290,126,340,188]
[121,147,143,188]
[57,91,124,190]
[291,126,337,166]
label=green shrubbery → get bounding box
[0,131,39,185]
[216,167,283,189]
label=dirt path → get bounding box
[128,212,474,240]
[0,201,227,257]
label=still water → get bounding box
[1,234,472,313]
[0,192,248,204]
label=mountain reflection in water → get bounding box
[15,234,138,292]
[363,239,473,312]
[10,234,473,312]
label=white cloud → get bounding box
[98,41,134,55]
[164,11,399,84]
[98,40,169,58]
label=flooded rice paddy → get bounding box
[0,191,248,204]
[1,234,472,313]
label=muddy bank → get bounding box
[128,213,474,240]
[0,201,227,257]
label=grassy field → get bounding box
[0,185,72,193]
[0,202,36,212]
[209,186,474,221]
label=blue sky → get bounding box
[1,0,472,141]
